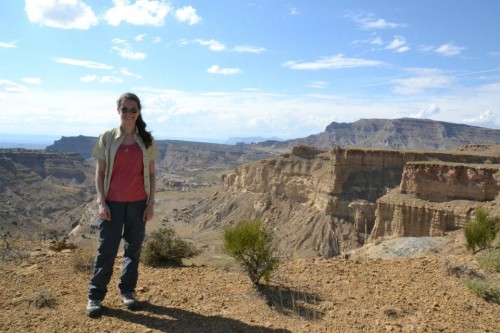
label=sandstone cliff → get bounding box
[371,162,500,239]
[194,145,500,258]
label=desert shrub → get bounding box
[0,235,30,262]
[142,227,201,267]
[29,290,57,308]
[476,249,500,273]
[464,206,499,253]
[70,247,95,274]
[463,278,500,304]
[223,219,279,285]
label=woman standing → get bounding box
[86,92,157,317]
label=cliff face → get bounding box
[194,146,500,258]
[371,162,500,239]
[0,149,87,185]
[46,135,97,159]
[401,163,500,202]
[0,149,94,238]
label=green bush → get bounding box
[463,278,500,304]
[223,219,279,285]
[142,227,201,267]
[476,249,500,273]
[464,206,499,253]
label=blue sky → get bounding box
[1,0,499,143]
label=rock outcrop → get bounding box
[401,162,500,202]
[371,162,500,239]
[194,145,500,258]
[0,148,87,186]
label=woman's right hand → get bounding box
[98,202,111,221]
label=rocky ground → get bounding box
[1,231,499,333]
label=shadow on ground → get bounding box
[104,301,292,333]
[256,284,324,320]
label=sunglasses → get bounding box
[120,107,139,114]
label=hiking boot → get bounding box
[121,292,139,310]
[86,299,102,317]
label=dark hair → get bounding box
[117,92,153,148]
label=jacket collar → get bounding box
[114,126,139,140]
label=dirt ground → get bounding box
[1,235,499,332]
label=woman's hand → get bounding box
[143,203,154,222]
[98,202,111,221]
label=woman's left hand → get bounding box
[143,203,154,222]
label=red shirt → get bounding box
[106,143,147,202]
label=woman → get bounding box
[86,92,157,317]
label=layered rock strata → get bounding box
[194,146,500,258]
[371,162,500,239]
[0,149,94,237]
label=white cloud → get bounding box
[307,81,329,89]
[392,69,454,95]
[370,36,384,45]
[349,14,406,30]
[21,77,42,85]
[303,93,340,100]
[188,39,264,53]
[475,82,500,92]
[80,75,98,82]
[100,76,123,84]
[409,103,441,118]
[288,7,300,16]
[233,45,266,53]
[104,0,172,26]
[80,75,123,83]
[207,65,241,75]
[0,79,27,93]
[3,83,500,140]
[55,57,114,69]
[283,54,383,70]
[132,88,343,139]
[0,41,17,48]
[463,110,494,124]
[111,38,146,60]
[418,45,435,53]
[152,36,162,44]
[396,46,410,53]
[386,36,410,53]
[193,39,226,51]
[134,34,147,42]
[175,6,201,25]
[121,68,142,78]
[25,0,98,30]
[435,43,465,56]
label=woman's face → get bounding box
[118,98,140,126]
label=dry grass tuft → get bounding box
[28,290,57,309]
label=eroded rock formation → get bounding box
[194,145,500,258]
[371,162,500,239]
[0,149,94,238]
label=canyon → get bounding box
[193,145,500,258]
[1,118,499,260]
